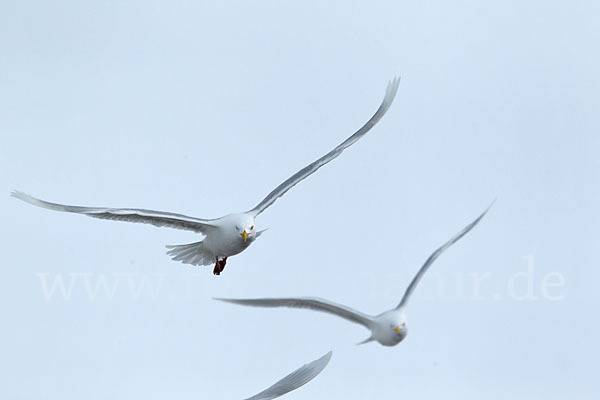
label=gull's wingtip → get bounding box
[481,197,498,218]
[356,336,375,346]
[462,199,496,234]
[313,350,333,365]
[383,76,401,104]
[10,191,67,212]
[11,190,32,202]
[316,350,333,364]
[306,351,333,376]
[213,297,236,304]
[317,350,333,366]
[387,76,401,91]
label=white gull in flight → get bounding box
[216,204,491,345]
[12,78,400,275]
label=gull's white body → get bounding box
[217,205,492,345]
[202,214,256,257]
[12,78,400,273]
[243,351,331,400]
[166,213,260,266]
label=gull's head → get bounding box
[391,310,408,343]
[373,310,407,346]
[230,214,256,243]
[393,322,408,342]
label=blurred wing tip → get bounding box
[213,297,230,302]
[384,77,401,103]
[321,350,333,363]
[304,351,333,377]
[480,198,497,218]
[11,190,35,203]
[11,190,25,198]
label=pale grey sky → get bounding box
[1,1,599,399]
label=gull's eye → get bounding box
[235,226,240,230]
[250,225,254,230]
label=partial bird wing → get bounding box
[11,191,217,234]
[243,351,332,400]
[215,297,374,328]
[396,202,494,309]
[247,77,400,217]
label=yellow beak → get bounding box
[395,326,403,334]
[241,230,248,242]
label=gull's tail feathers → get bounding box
[166,240,214,266]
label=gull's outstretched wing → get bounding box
[396,202,494,309]
[243,351,332,400]
[247,78,400,217]
[215,297,374,328]
[11,191,217,234]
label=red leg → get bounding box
[218,257,228,273]
[213,257,221,276]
